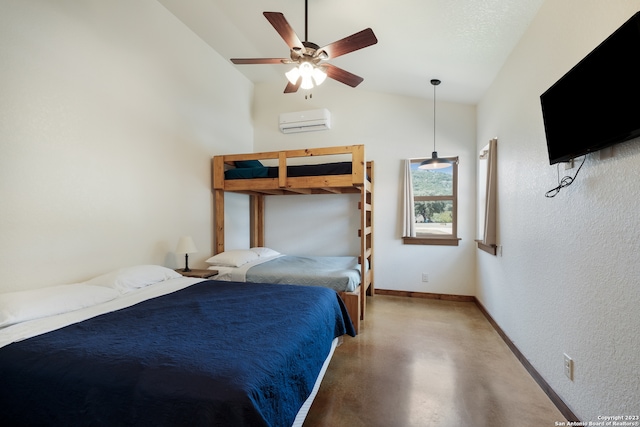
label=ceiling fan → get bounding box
[230,0,378,93]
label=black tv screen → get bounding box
[540,11,640,165]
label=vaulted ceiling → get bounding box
[159,0,545,104]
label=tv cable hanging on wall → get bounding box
[545,155,587,198]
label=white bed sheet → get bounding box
[0,276,202,349]
[292,336,339,427]
[209,254,284,281]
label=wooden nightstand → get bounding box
[175,269,218,279]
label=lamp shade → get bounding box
[285,67,301,85]
[175,236,198,254]
[419,151,455,170]
[312,67,327,85]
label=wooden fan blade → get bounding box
[325,64,364,87]
[231,58,289,65]
[318,28,378,59]
[284,79,301,93]
[263,12,304,51]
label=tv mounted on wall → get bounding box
[540,11,640,165]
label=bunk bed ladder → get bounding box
[358,161,374,323]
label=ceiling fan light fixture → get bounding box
[299,62,313,77]
[285,67,301,85]
[312,66,327,85]
[287,62,326,89]
[299,62,314,89]
[300,75,314,90]
[285,62,327,89]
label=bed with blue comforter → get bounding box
[0,280,355,427]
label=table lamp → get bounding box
[175,236,198,272]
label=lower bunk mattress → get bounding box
[211,254,363,293]
[0,279,355,427]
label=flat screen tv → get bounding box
[540,11,640,165]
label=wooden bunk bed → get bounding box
[212,144,373,332]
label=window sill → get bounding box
[475,240,497,255]
[403,236,461,246]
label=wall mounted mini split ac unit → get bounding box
[279,109,331,134]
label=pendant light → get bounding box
[419,79,454,170]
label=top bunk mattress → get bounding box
[225,161,353,180]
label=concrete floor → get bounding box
[304,295,566,427]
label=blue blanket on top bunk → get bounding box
[0,281,355,427]
[225,161,353,180]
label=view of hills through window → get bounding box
[411,163,454,235]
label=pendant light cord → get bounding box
[430,79,441,154]
[433,83,437,153]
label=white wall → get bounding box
[251,83,477,296]
[0,0,253,291]
[476,0,640,420]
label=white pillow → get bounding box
[250,247,281,258]
[0,284,119,328]
[205,250,259,267]
[84,265,182,294]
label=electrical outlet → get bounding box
[421,273,429,282]
[563,353,574,380]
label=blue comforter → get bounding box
[0,281,355,427]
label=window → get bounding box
[403,157,460,246]
[477,138,498,255]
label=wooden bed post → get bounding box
[278,152,287,189]
[214,190,225,255]
[213,156,226,255]
[352,145,365,186]
[250,195,265,248]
